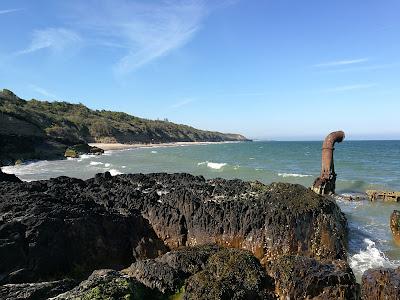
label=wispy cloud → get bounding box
[29,84,58,99]
[322,83,376,93]
[68,0,224,75]
[171,98,195,109]
[0,8,22,15]
[314,58,369,68]
[17,28,81,55]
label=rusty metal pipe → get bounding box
[311,130,345,195]
[320,131,345,180]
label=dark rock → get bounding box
[86,173,348,263]
[124,244,221,295]
[0,168,21,182]
[64,144,104,158]
[265,255,358,299]
[184,248,276,300]
[53,269,163,300]
[0,279,75,300]
[0,177,167,284]
[361,267,400,300]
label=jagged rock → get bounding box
[87,173,348,263]
[53,269,162,300]
[0,168,21,182]
[123,244,221,295]
[265,255,358,299]
[361,267,400,300]
[391,210,400,246]
[184,248,276,300]
[0,176,167,284]
[0,279,75,300]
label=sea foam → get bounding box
[109,169,123,176]
[349,238,399,277]
[278,173,311,178]
[89,161,103,166]
[198,161,227,170]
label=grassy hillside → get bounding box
[0,89,248,164]
[0,89,248,144]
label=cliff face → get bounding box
[0,89,249,164]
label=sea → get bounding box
[2,140,400,281]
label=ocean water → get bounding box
[2,140,400,280]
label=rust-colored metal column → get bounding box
[312,131,345,195]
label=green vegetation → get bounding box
[0,89,248,144]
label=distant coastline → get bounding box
[89,141,242,151]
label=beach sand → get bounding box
[89,141,235,151]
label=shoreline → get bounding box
[89,141,240,151]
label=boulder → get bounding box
[64,144,104,158]
[0,176,167,284]
[0,168,21,183]
[361,267,400,300]
[0,279,75,300]
[265,255,358,299]
[184,248,276,300]
[390,210,400,246]
[53,269,162,300]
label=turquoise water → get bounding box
[3,140,400,280]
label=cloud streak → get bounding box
[314,58,369,68]
[68,0,216,75]
[0,8,22,15]
[17,28,81,55]
[322,83,376,93]
[171,98,195,109]
[29,84,58,99]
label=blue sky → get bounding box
[0,0,399,140]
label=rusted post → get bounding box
[390,210,400,246]
[312,131,345,195]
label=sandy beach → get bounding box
[89,141,237,151]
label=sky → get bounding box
[0,0,399,140]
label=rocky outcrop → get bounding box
[265,255,358,299]
[54,246,277,300]
[53,269,163,300]
[361,267,400,300]
[0,176,167,284]
[0,168,21,182]
[0,172,354,298]
[64,143,104,158]
[0,279,76,300]
[87,173,348,263]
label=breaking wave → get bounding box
[349,239,399,277]
[197,161,227,170]
[278,173,311,178]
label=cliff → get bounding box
[0,89,249,164]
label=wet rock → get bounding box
[265,255,358,299]
[0,279,75,300]
[391,210,400,246]
[184,248,276,300]
[0,168,21,182]
[361,267,400,300]
[0,177,167,284]
[53,269,162,300]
